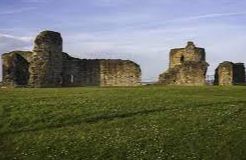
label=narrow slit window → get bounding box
[180,55,184,63]
[71,75,74,83]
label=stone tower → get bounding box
[29,31,64,87]
[158,42,209,85]
[214,62,245,85]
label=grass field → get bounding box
[0,86,246,160]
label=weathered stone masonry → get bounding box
[214,61,245,85]
[2,51,32,86]
[3,31,245,87]
[2,31,141,87]
[158,42,209,85]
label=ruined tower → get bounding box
[158,42,209,85]
[214,62,245,85]
[1,30,141,87]
[29,31,64,87]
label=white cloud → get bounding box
[0,7,36,15]
[170,12,246,22]
[114,11,246,31]
[0,33,33,42]
[0,33,33,81]
[21,0,51,3]
[91,0,132,6]
[0,33,33,53]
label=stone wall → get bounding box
[61,55,141,87]
[62,54,101,87]
[158,42,209,85]
[159,61,208,85]
[1,30,141,87]
[100,60,141,86]
[233,63,246,84]
[2,51,32,86]
[214,61,245,85]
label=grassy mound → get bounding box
[0,86,246,160]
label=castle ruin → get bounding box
[158,42,209,85]
[214,61,245,85]
[2,31,141,87]
[2,32,246,87]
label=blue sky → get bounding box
[1,0,246,81]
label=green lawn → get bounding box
[0,86,246,160]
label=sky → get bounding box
[0,0,246,81]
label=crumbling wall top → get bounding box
[33,30,63,53]
[218,61,234,67]
[169,42,206,68]
[2,51,33,62]
[185,41,196,49]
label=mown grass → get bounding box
[0,86,246,160]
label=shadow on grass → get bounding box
[1,101,246,136]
